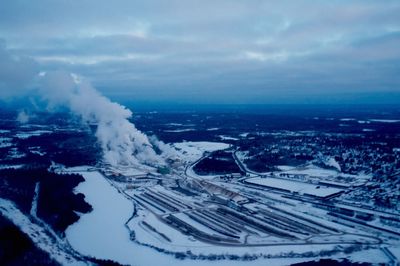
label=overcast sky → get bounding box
[0,0,399,104]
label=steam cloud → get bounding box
[16,110,31,124]
[40,71,166,168]
[0,44,170,168]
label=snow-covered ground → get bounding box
[65,169,382,266]
[66,170,139,263]
[164,123,184,126]
[277,165,297,171]
[218,135,239,141]
[164,128,196,133]
[15,130,53,139]
[280,165,339,178]
[389,246,400,262]
[185,163,221,179]
[0,164,24,169]
[277,164,370,182]
[0,198,88,266]
[7,147,26,159]
[369,119,400,123]
[246,177,343,197]
[172,141,231,163]
[171,141,234,179]
[0,137,13,148]
[105,165,148,176]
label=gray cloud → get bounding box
[0,0,399,103]
[0,40,39,98]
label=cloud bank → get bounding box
[0,41,38,98]
[0,1,399,103]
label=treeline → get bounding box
[291,258,371,266]
[0,214,61,266]
[12,130,101,167]
[193,150,243,175]
[0,167,92,234]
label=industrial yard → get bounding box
[62,140,400,264]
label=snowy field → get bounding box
[164,128,196,133]
[246,177,343,197]
[170,141,233,179]
[276,164,370,185]
[15,130,53,139]
[369,119,400,123]
[171,141,231,163]
[278,165,339,178]
[0,137,12,148]
[0,164,24,169]
[218,135,239,141]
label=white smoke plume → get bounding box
[0,43,171,168]
[40,71,166,168]
[16,110,30,123]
